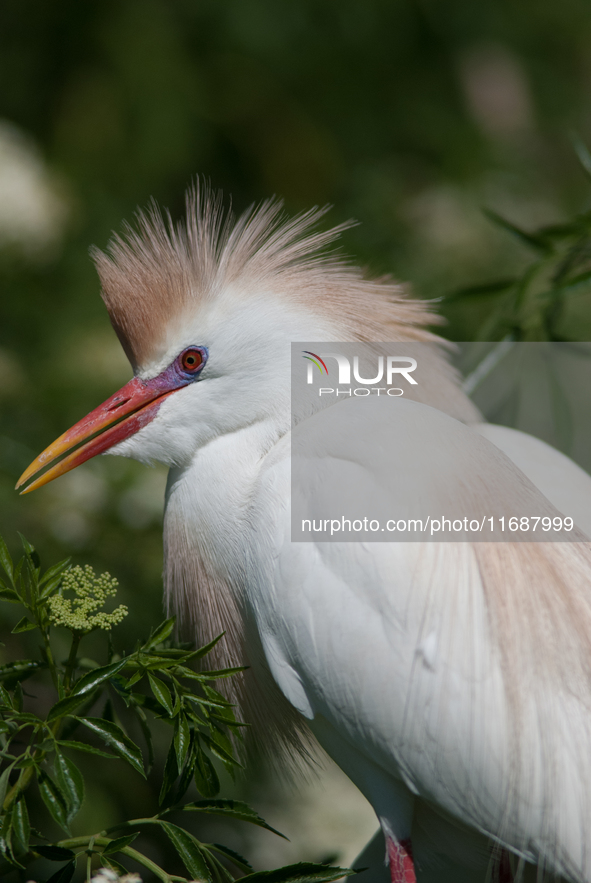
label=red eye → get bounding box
[180,348,204,373]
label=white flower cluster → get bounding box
[91,869,142,883]
[48,565,128,632]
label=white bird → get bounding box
[17,189,591,883]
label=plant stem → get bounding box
[56,835,178,883]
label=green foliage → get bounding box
[0,535,353,883]
[446,145,591,342]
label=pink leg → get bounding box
[386,835,416,883]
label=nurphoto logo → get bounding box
[302,350,418,396]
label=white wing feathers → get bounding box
[252,398,591,882]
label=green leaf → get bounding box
[209,842,254,873]
[174,713,190,768]
[10,616,37,634]
[203,684,234,707]
[0,660,46,685]
[18,533,40,569]
[193,743,220,798]
[0,683,11,707]
[102,831,140,855]
[47,693,94,723]
[39,573,68,601]
[192,633,224,661]
[0,587,20,603]
[161,821,213,883]
[483,208,551,254]
[144,617,176,649]
[13,682,23,712]
[201,730,241,773]
[46,860,76,883]
[148,672,174,716]
[55,752,84,822]
[130,705,154,773]
[181,799,287,838]
[572,133,591,182]
[101,855,129,876]
[240,863,356,883]
[38,772,70,834]
[39,558,71,588]
[0,765,13,809]
[57,740,117,760]
[71,659,127,697]
[0,537,14,582]
[35,844,76,861]
[75,717,145,777]
[444,279,515,303]
[158,740,179,805]
[11,794,30,854]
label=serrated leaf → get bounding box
[148,672,174,716]
[203,685,234,707]
[0,537,13,582]
[209,842,254,873]
[11,794,30,854]
[192,633,224,661]
[47,693,93,723]
[203,729,241,768]
[38,772,70,834]
[71,659,127,697]
[181,665,248,681]
[193,743,220,798]
[0,683,11,707]
[46,860,76,883]
[161,821,213,883]
[181,799,287,839]
[35,844,76,861]
[158,740,179,805]
[101,855,129,875]
[175,740,197,804]
[55,752,84,822]
[144,617,176,649]
[57,740,117,760]
[75,717,145,777]
[130,705,154,773]
[39,573,68,601]
[240,862,356,883]
[0,659,46,685]
[102,831,140,855]
[174,713,190,769]
[18,533,40,569]
[39,558,71,588]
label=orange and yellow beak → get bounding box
[16,376,175,494]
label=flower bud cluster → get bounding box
[48,564,128,632]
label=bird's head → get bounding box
[17,185,434,494]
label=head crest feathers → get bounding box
[91,182,438,370]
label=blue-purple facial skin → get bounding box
[146,345,209,394]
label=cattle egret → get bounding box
[17,189,591,883]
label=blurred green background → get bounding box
[3,0,591,878]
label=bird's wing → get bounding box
[252,397,591,881]
[472,422,591,537]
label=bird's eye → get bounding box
[179,347,206,375]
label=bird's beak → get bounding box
[16,376,175,494]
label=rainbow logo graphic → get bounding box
[302,351,329,374]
